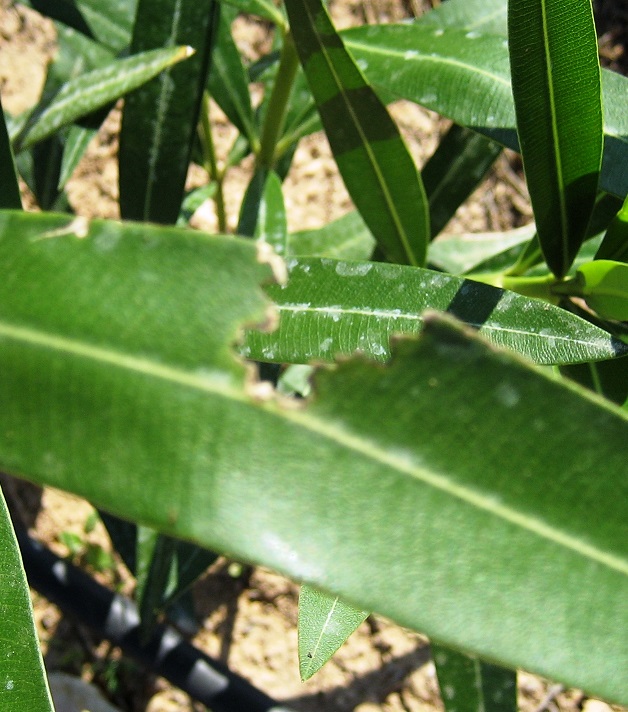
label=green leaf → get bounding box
[254,170,288,257]
[342,25,628,198]
[207,4,258,147]
[237,167,269,237]
[432,644,517,712]
[508,0,603,277]
[288,211,375,260]
[428,225,536,275]
[422,124,502,239]
[176,183,217,227]
[298,585,368,680]
[26,0,136,53]
[50,24,116,191]
[596,195,628,262]
[119,0,219,224]
[573,260,628,321]
[599,69,628,202]
[343,25,513,132]
[13,46,193,153]
[58,125,97,190]
[0,211,627,702]
[0,97,22,210]
[561,357,628,408]
[242,257,626,366]
[508,193,623,277]
[284,0,429,266]
[221,0,286,29]
[421,0,508,35]
[0,489,54,711]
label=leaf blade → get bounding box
[0,97,22,210]
[508,0,603,277]
[119,0,219,224]
[0,211,626,702]
[432,644,517,712]
[14,46,193,152]
[242,257,626,366]
[342,25,628,198]
[298,585,368,680]
[0,491,54,712]
[284,0,429,266]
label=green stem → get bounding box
[257,31,299,169]
[199,92,227,233]
[470,272,558,301]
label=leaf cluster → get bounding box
[0,0,626,710]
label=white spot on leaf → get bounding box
[495,382,520,408]
[335,262,373,277]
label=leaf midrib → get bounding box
[343,36,511,88]
[539,0,569,273]
[303,596,339,676]
[1,318,625,575]
[275,302,604,348]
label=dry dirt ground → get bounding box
[0,1,626,711]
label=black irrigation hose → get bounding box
[16,526,294,712]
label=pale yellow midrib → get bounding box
[0,319,625,576]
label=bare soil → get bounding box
[0,1,625,711]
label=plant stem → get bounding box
[199,92,227,233]
[257,31,299,169]
[470,272,559,301]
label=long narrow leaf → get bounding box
[432,644,517,712]
[422,0,508,34]
[342,25,628,198]
[284,0,429,266]
[298,585,368,680]
[288,211,375,260]
[25,0,136,53]
[0,98,22,210]
[0,491,54,711]
[222,0,286,28]
[508,0,603,277]
[242,257,626,366]
[422,124,502,239]
[207,4,258,147]
[254,170,288,257]
[0,211,627,702]
[119,0,218,224]
[13,46,193,152]
[428,224,536,275]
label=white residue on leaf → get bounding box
[465,30,480,39]
[320,337,333,351]
[435,651,448,666]
[356,58,369,71]
[495,381,520,408]
[34,216,90,241]
[433,28,444,37]
[335,261,373,277]
[369,342,386,357]
[5,680,14,691]
[261,532,322,580]
[404,49,419,60]
[94,229,121,252]
[444,685,455,700]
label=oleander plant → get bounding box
[0,0,627,709]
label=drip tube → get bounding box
[16,525,294,712]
